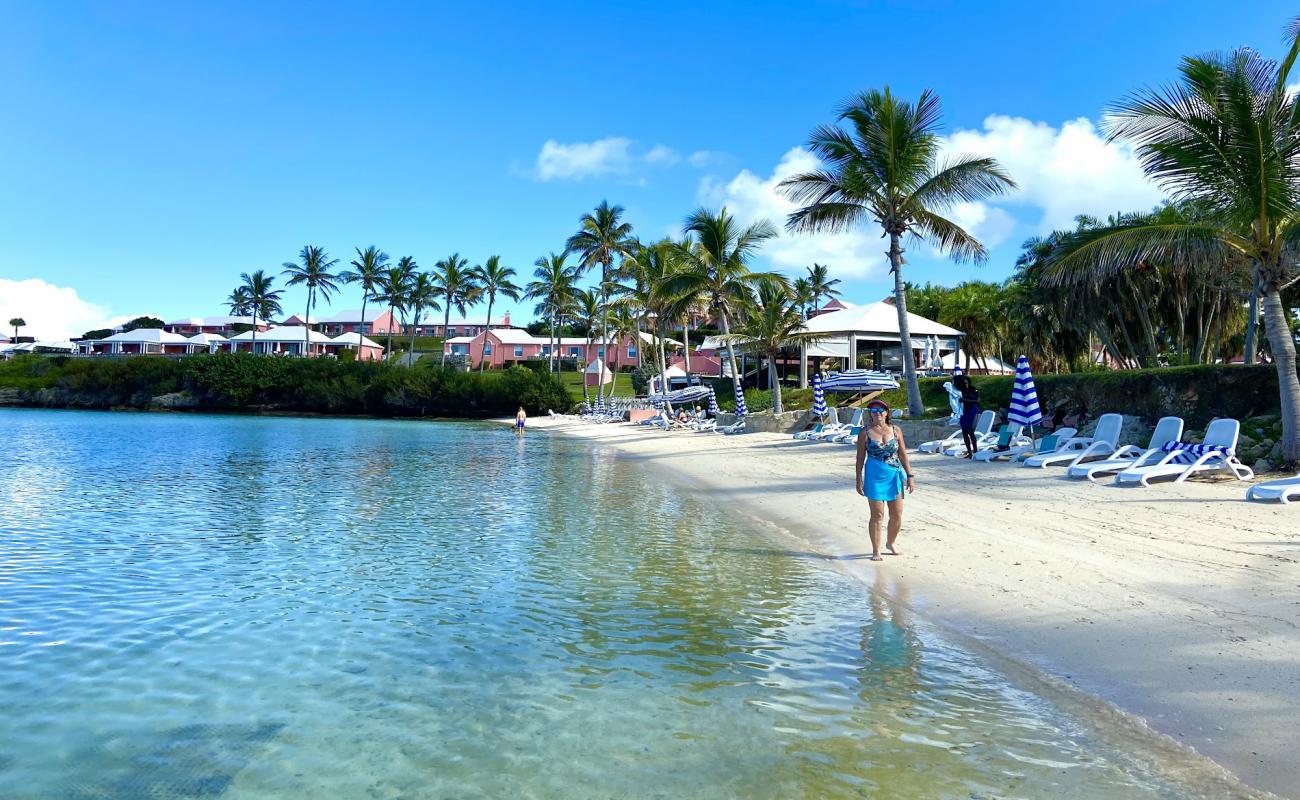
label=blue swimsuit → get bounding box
[863,436,906,501]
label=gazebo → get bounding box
[797,301,964,387]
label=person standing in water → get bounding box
[855,399,915,561]
[515,406,527,435]
[953,374,981,458]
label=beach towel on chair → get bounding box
[1161,441,1228,464]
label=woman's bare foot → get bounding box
[869,552,884,562]
[886,545,902,556]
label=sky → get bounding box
[1,0,1296,340]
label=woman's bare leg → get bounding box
[885,497,904,555]
[867,500,885,561]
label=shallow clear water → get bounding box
[0,409,1206,798]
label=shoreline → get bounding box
[515,415,1299,799]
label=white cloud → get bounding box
[697,147,887,279]
[0,278,131,341]
[535,137,633,181]
[533,137,684,181]
[939,115,1163,233]
[644,144,680,166]
[689,150,726,168]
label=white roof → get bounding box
[314,309,389,324]
[330,332,382,348]
[801,300,963,337]
[229,326,334,343]
[101,328,194,344]
[187,332,228,344]
[486,328,541,345]
[32,340,75,351]
[446,336,476,344]
[584,358,610,374]
[941,352,1014,374]
[168,315,258,327]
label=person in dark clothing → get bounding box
[953,374,981,458]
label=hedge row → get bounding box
[0,354,572,417]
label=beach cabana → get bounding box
[92,328,194,355]
[939,351,1014,375]
[327,332,385,361]
[229,326,333,356]
[186,332,229,354]
[797,301,964,386]
[584,358,612,388]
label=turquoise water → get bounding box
[0,409,1209,798]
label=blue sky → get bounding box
[1,0,1295,339]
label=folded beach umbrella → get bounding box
[733,381,748,417]
[921,338,933,372]
[811,373,827,418]
[707,385,719,416]
[929,336,943,370]
[1008,355,1043,431]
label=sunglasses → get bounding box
[867,407,887,414]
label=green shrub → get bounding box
[0,354,572,417]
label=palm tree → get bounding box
[282,245,340,357]
[432,253,481,367]
[1045,31,1300,464]
[605,305,640,397]
[8,318,24,341]
[572,288,605,403]
[666,207,787,405]
[377,258,417,357]
[618,239,680,395]
[722,280,820,415]
[405,272,441,365]
[471,255,522,373]
[806,263,842,311]
[791,276,816,319]
[339,245,389,354]
[233,270,283,354]
[566,201,635,404]
[780,88,1016,416]
[526,252,581,372]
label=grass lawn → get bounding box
[387,335,444,353]
[559,370,637,398]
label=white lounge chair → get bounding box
[971,425,1045,462]
[816,408,862,441]
[1115,418,1254,486]
[919,410,994,454]
[832,424,864,444]
[1023,413,1124,469]
[716,419,746,435]
[1246,474,1300,504]
[793,419,827,440]
[942,413,1004,456]
[1066,416,1184,482]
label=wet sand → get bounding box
[515,415,1300,799]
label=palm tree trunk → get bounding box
[889,232,923,416]
[304,289,313,358]
[768,349,782,415]
[479,294,494,374]
[386,303,396,358]
[550,310,557,373]
[656,320,674,416]
[440,301,452,367]
[718,308,743,403]
[251,309,258,354]
[409,308,419,365]
[683,316,691,373]
[358,294,369,360]
[598,258,610,406]
[1262,287,1300,465]
[1245,284,1259,365]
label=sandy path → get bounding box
[518,416,1300,799]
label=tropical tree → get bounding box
[1046,30,1300,462]
[232,270,283,354]
[572,288,606,403]
[525,252,580,373]
[282,245,340,357]
[339,245,390,353]
[605,305,640,397]
[791,276,817,319]
[471,255,522,373]
[405,272,441,364]
[8,317,25,341]
[432,253,481,367]
[618,239,683,397]
[376,258,417,356]
[566,201,635,404]
[722,280,820,414]
[779,87,1016,415]
[667,207,786,404]
[806,262,842,310]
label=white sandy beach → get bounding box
[517,415,1300,799]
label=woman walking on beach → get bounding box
[953,374,980,458]
[515,406,527,435]
[855,399,915,561]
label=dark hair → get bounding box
[953,374,971,391]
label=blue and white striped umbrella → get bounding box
[821,369,900,392]
[707,385,719,415]
[732,381,748,417]
[595,395,606,415]
[1008,355,1043,427]
[811,373,827,417]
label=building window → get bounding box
[569,347,581,357]
[597,347,605,358]
[447,328,456,337]
[483,343,493,355]
[627,346,637,359]
[514,346,524,357]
